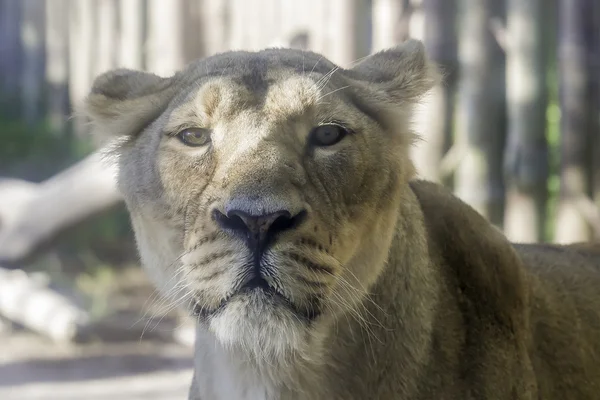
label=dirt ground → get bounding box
[0,332,194,400]
[0,266,196,400]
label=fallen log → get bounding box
[0,149,122,263]
[0,266,89,342]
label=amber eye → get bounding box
[309,124,349,147]
[177,128,211,147]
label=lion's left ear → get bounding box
[349,39,439,105]
[82,69,179,139]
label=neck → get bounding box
[323,187,440,398]
[190,187,439,400]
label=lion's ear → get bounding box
[83,69,178,138]
[349,39,439,105]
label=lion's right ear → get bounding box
[349,39,439,106]
[83,69,178,138]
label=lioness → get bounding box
[84,40,600,399]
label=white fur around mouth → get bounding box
[192,276,321,321]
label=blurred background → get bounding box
[0,0,598,398]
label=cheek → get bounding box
[127,211,185,298]
[329,150,380,209]
[156,147,216,208]
[311,146,365,199]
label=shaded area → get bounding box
[0,372,192,400]
[0,353,192,386]
[0,334,193,400]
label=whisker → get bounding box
[333,275,389,332]
[140,290,195,340]
[317,85,350,101]
[347,53,372,68]
[133,250,198,337]
[133,261,190,329]
[315,66,339,91]
[310,56,324,75]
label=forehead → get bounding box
[188,48,339,85]
[167,50,348,127]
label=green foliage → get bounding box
[60,205,137,273]
[0,105,98,177]
[544,55,561,243]
[75,261,118,318]
[545,102,561,242]
[0,115,69,177]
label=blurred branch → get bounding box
[173,320,195,347]
[268,30,311,50]
[0,266,89,342]
[489,17,507,52]
[573,194,600,237]
[0,149,122,264]
[438,144,465,179]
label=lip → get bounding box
[193,276,321,321]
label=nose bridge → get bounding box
[219,143,303,217]
[233,139,294,184]
[251,139,291,173]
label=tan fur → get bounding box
[84,40,600,399]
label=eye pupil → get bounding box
[310,124,348,147]
[178,128,210,146]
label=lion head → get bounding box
[84,40,437,361]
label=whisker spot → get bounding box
[283,251,335,275]
[192,249,234,267]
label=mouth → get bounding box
[192,275,321,321]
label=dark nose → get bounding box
[213,208,306,250]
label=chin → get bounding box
[204,288,315,360]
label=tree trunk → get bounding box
[95,0,118,76]
[145,0,185,76]
[20,0,46,125]
[266,0,311,49]
[309,0,329,56]
[503,0,549,243]
[118,0,146,70]
[262,0,283,49]
[0,0,22,107]
[408,0,424,40]
[69,0,96,138]
[554,0,595,243]
[454,0,506,227]
[412,0,457,184]
[246,0,266,50]
[228,0,249,50]
[325,0,371,67]
[371,0,411,52]
[276,0,310,50]
[182,0,205,62]
[45,0,70,135]
[591,1,600,219]
[199,0,229,56]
